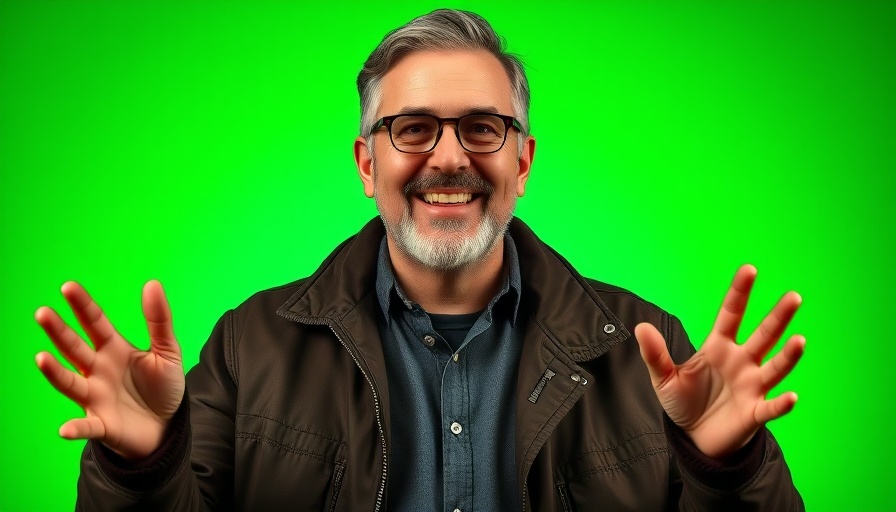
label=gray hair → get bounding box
[357,9,531,148]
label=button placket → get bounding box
[442,331,472,512]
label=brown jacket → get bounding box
[76,218,803,511]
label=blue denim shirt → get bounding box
[375,236,524,512]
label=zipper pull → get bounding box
[527,368,556,404]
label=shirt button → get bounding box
[450,421,463,435]
[423,335,436,347]
[454,509,462,512]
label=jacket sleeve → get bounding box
[665,314,805,511]
[75,311,237,511]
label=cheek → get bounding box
[486,157,522,199]
[375,155,425,192]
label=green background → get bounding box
[2,0,894,510]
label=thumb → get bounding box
[142,280,181,363]
[634,322,675,389]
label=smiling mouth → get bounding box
[421,192,475,205]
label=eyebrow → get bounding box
[395,105,501,116]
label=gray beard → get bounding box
[386,208,508,270]
[373,169,514,270]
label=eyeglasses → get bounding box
[371,113,522,154]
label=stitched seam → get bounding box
[575,447,669,479]
[236,413,346,446]
[567,431,666,463]
[236,431,342,463]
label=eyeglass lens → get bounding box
[390,115,507,153]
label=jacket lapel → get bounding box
[276,217,393,451]
[508,218,632,506]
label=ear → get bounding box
[516,135,536,197]
[354,136,375,198]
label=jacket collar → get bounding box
[277,217,630,361]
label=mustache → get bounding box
[403,172,494,197]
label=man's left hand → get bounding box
[634,264,805,459]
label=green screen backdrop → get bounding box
[2,1,894,510]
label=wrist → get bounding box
[666,414,768,490]
[91,393,191,493]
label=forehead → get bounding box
[377,49,514,116]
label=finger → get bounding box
[711,264,758,340]
[59,416,106,441]
[754,391,798,425]
[34,306,96,373]
[142,280,181,364]
[759,335,806,391]
[35,351,89,404]
[743,291,801,361]
[61,281,119,350]
[634,322,676,389]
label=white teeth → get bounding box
[423,192,473,204]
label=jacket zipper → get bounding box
[282,314,388,512]
[327,323,388,512]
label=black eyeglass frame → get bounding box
[370,113,523,154]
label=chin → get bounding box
[389,214,506,270]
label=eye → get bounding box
[392,117,437,139]
[402,124,433,135]
[468,124,496,134]
[460,115,504,139]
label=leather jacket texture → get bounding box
[75,217,803,511]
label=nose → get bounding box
[428,123,470,172]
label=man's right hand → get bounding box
[35,280,185,460]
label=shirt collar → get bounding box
[375,234,522,327]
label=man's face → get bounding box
[355,49,535,270]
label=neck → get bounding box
[387,236,505,315]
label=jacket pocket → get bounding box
[554,469,576,512]
[554,431,671,510]
[235,412,347,511]
[328,462,345,512]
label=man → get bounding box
[35,9,804,511]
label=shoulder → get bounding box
[586,277,686,336]
[584,277,668,318]
[237,278,310,309]
[584,277,694,360]
[224,278,313,334]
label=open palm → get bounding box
[35,281,185,460]
[635,265,805,459]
